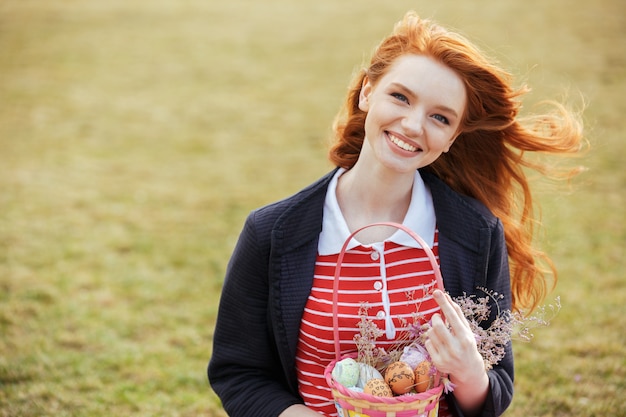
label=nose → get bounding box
[402,109,425,137]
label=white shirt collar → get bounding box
[318,168,436,255]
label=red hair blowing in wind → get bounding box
[329,11,585,312]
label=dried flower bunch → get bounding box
[342,288,560,396]
[453,288,561,370]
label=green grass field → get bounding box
[1,0,624,416]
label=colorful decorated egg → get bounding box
[414,360,433,393]
[331,358,360,388]
[364,378,393,397]
[384,361,415,395]
[356,363,384,389]
[399,345,429,369]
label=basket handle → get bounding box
[332,222,445,360]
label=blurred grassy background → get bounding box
[0,0,624,416]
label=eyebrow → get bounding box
[389,82,461,119]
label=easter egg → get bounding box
[400,345,429,369]
[384,361,415,395]
[364,378,393,397]
[414,360,433,393]
[331,358,360,387]
[356,363,384,389]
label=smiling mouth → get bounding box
[388,132,421,152]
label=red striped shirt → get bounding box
[295,232,451,416]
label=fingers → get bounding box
[424,312,453,373]
[429,313,448,338]
[432,290,469,333]
[427,291,483,377]
[425,312,451,352]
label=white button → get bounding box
[370,251,379,261]
[376,310,385,319]
[374,281,383,291]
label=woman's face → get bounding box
[358,54,467,174]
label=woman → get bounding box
[208,11,583,417]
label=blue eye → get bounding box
[432,114,449,125]
[391,92,409,103]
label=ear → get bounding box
[358,76,372,112]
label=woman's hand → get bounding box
[279,404,322,416]
[425,289,489,414]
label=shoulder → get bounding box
[421,170,503,256]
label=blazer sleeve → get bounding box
[446,218,514,417]
[208,211,303,417]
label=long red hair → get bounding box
[329,11,585,312]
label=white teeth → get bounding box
[389,134,418,152]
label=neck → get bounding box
[336,163,415,231]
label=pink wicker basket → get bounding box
[324,222,445,417]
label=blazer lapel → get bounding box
[422,171,496,294]
[267,170,334,391]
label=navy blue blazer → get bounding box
[208,169,514,417]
